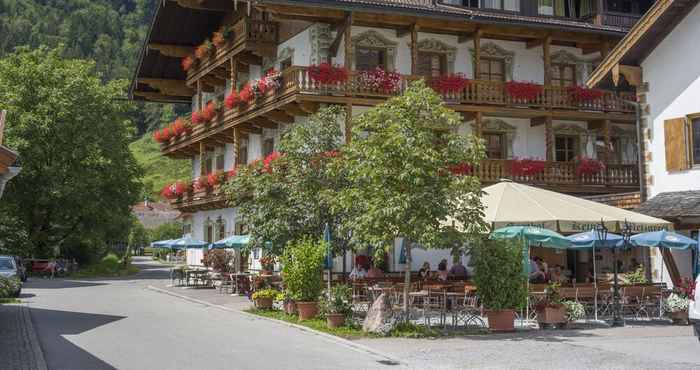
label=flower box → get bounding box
[511,158,546,177]
[536,305,567,326]
[430,74,470,96]
[575,157,605,176]
[567,86,604,103]
[505,81,543,103]
[357,68,402,94]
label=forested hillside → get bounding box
[1,0,190,197]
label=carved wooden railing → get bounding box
[473,159,639,188]
[284,66,635,113]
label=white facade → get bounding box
[639,5,700,284]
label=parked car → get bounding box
[11,256,27,282]
[690,274,700,341]
[0,255,22,297]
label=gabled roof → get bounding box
[587,0,700,87]
[637,190,700,218]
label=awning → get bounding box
[445,181,672,234]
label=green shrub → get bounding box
[320,284,353,318]
[281,238,325,302]
[472,239,527,311]
[0,276,21,298]
[100,253,121,274]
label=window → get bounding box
[555,136,579,162]
[280,57,292,71]
[217,219,226,240]
[205,223,214,243]
[417,52,447,77]
[483,132,506,159]
[356,47,386,71]
[183,223,192,235]
[205,154,214,175]
[263,138,275,157]
[595,137,623,163]
[479,58,505,81]
[235,223,248,235]
[237,138,248,165]
[692,118,700,166]
[215,150,225,171]
[552,64,576,87]
[480,0,520,11]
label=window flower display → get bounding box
[448,163,472,176]
[511,158,546,176]
[357,68,402,94]
[505,81,543,102]
[430,74,470,95]
[308,63,348,84]
[195,39,213,60]
[567,86,604,102]
[224,90,240,109]
[575,157,605,176]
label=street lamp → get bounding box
[594,221,608,322]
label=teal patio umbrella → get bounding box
[169,237,209,249]
[210,234,250,249]
[151,239,175,248]
[631,231,700,279]
[490,226,571,277]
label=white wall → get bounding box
[642,4,700,198]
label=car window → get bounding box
[0,257,16,270]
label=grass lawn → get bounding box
[245,308,445,339]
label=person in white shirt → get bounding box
[349,265,367,280]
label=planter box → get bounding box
[486,309,515,332]
[670,309,689,325]
[536,306,567,328]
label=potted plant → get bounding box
[281,238,325,320]
[535,283,567,328]
[252,288,278,309]
[277,291,297,315]
[562,300,585,327]
[665,278,695,325]
[320,284,352,329]
[472,238,527,332]
[259,255,275,275]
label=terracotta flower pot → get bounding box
[671,309,689,325]
[486,309,515,332]
[296,301,319,321]
[283,301,297,315]
[536,305,567,327]
[255,297,273,309]
[326,313,345,329]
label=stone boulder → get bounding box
[362,293,395,334]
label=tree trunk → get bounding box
[402,244,412,320]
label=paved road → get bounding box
[21,257,700,370]
[23,257,397,370]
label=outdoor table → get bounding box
[186,269,209,287]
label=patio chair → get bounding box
[218,273,233,294]
[621,285,646,319]
[422,289,447,328]
[641,285,664,318]
[450,294,486,329]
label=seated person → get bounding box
[367,261,384,278]
[528,257,545,283]
[418,262,431,280]
[449,259,469,279]
[349,264,367,280]
[437,259,449,281]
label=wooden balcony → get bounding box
[168,160,639,212]
[476,159,639,194]
[185,18,278,85]
[283,66,636,114]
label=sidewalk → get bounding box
[0,303,47,370]
[148,279,253,312]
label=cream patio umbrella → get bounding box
[447,180,671,233]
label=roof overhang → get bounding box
[129,0,231,103]
[587,0,700,87]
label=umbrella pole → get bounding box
[593,245,598,322]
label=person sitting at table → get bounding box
[449,259,469,279]
[367,260,384,278]
[349,263,367,280]
[529,256,545,283]
[437,259,449,281]
[418,262,431,280]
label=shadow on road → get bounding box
[24,279,108,289]
[30,307,125,370]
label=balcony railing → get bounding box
[282,66,636,113]
[186,18,278,82]
[475,159,639,189]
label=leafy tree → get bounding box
[128,218,149,252]
[226,106,350,256]
[336,81,487,316]
[147,222,183,243]
[471,239,527,310]
[0,47,142,258]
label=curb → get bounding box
[146,285,403,366]
[19,303,48,370]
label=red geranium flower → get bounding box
[191,111,203,125]
[207,172,222,187]
[224,90,240,109]
[308,63,348,84]
[193,176,209,191]
[201,101,217,122]
[239,84,253,103]
[448,163,472,176]
[172,118,186,136]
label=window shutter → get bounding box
[664,117,690,171]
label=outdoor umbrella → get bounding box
[631,231,700,281]
[567,230,625,321]
[169,237,209,249]
[151,239,175,248]
[490,226,571,325]
[210,234,250,249]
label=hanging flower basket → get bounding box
[181,56,194,72]
[201,101,219,122]
[308,63,348,85]
[195,40,213,60]
[357,68,402,94]
[239,83,254,104]
[505,81,543,102]
[448,163,473,176]
[575,157,606,176]
[430,74,470,95]
[161,181,188,200]
[567,86,604,103]
[511,158,546,176]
